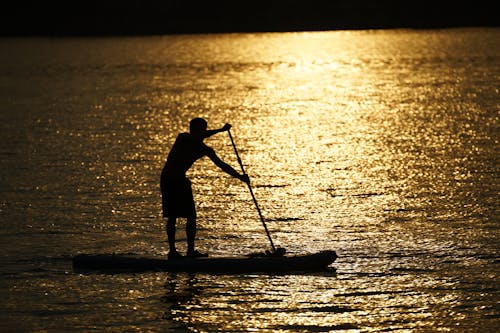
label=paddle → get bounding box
[228,129,286,256]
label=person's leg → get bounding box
[186,214,208,257]
[166,216,178,254]
[186,215,196,254]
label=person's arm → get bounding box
[206,148,250,183]
[203,123,231,139]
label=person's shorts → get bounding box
[160,176,196,218]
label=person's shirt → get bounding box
[162,133,213,177]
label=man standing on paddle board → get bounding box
[161,118,249,259]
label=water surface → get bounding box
[0,28,499,332]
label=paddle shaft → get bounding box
[228,129,277,252]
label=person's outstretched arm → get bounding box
[203,123,232,139]
[206,149,250,183]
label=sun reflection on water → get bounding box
[0,29,497,332]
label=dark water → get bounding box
[0,28,498,332]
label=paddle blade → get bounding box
[264,247,286,257]
[275,247,286,256]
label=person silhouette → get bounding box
[160,118,249,259]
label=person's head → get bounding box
[189,117,208,137]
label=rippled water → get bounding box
[1,28,499,332]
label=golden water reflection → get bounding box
[1,29,497,332]
[136,30,497,331]
[157,272,467,332]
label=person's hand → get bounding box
[240,173,250,184]
[222,123,232,131]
